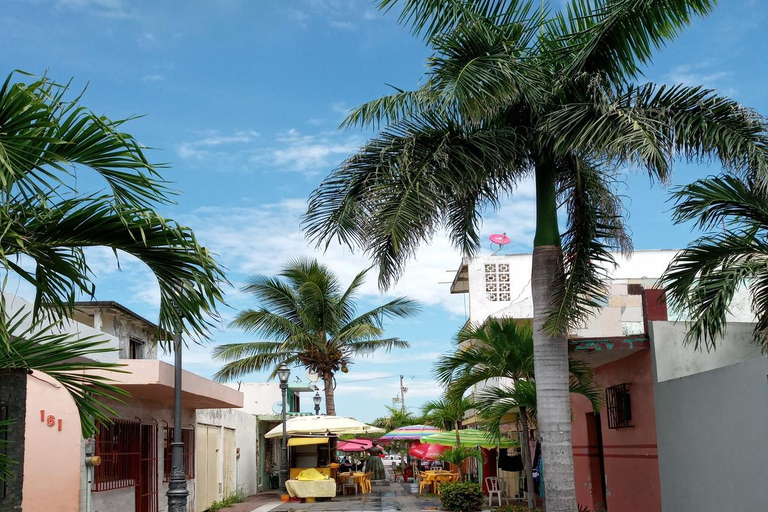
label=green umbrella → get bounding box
[420,429,518,448]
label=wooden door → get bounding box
[223,428,236,497]
[195,425,221,512]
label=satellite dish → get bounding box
[307,370,320,382]
[489,233,510,254]
[271,401,284,414]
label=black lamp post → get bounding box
[313,392,321,415]
[277,363,291,494]
[166,314,188,512]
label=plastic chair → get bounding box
[361,472,373,493]
[417,473,431,494]
[485,477,503,506]
[343,475,358,495]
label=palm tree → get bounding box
[213,258,419,415]
[435,319,601,509]
[0,72,225,505]
[372,405,418,430]
[420,396,475,479]
[303,2,768,508]
[662,175,768,350]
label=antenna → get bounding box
[307,370,320,383]
[489,233,511,254]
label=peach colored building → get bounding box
[18,299,246,512]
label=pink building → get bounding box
[17,299,244,512]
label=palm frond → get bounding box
[544,156,630,335]
[547,0,715,83]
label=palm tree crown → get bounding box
[302,2,768,509]
[213,258,419,414]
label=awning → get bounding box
[264,415,384,439]
[287,437,329,447]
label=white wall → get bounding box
[650,321,765,383]
[1,291,120,363]
[196,408,259,497]
[228,383,284,415]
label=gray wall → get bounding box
[653,355,768,512]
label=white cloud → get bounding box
[52,0,134,18]
[664,63,735,95]
[270,129,359,174]
[142,74,164,82]
[176,129,260,161]
[138,32,156,47]
[329,20,356,31]
[181,193,537,317]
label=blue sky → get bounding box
[3,0,767,422]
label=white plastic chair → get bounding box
[343,475,358,495]
[485,476,503,506]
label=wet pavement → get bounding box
[263,482,443,512]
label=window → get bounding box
[129,338,145,359]
[93,420,141,491]
[484,263,511,301]
[163,427,195,481]
[605,383,633,429]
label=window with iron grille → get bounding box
[93,420,141,491]
[605,383,632,429]
[163,427,195,481]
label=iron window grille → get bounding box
[163,426,195,481]
[605,383,633,429]
[93,420,141,491]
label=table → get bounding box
[419,471,459,494]
[285,479,337,498]
[337,471,372,494]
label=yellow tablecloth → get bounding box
[285,479,337,498]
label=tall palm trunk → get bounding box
[0,369,27,512]
[519,406,535,509]
[531,160,577,511]
[323,372,336,415]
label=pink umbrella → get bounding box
[409,441,450,461]
[337,438,373,452]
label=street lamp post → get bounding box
[166,314,188,512]
[313,392,321,415]
[277,364,291,494]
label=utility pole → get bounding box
[399,375,407,414]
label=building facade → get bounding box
[10,297,245,512]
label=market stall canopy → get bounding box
[408,441,450,461]
[337,439,373,451]
[420,429,518,448]
[379,424,443,441]
[264,415,384,439]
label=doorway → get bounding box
[585,413,607,511]
[136,424,158,512]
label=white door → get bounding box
[195,425,221,512]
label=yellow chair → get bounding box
[361,472,373,493]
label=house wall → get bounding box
[73,308,158,359]
[22,372,82,512]
[231,383,296,415]
[571,350,661,512]
[650,320,768,512]
[650,321,762,382]
[195,408,259,497]
[88,398,197,512]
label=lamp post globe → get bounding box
[313,392,321,415]
[277,364,291,494]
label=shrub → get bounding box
[492,506,544,512]
[439,482,484,512]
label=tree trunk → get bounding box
[519,406,536,509]
[0,369,28,512]
[531,159,577,512]
[323,372,336,415]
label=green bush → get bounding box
[439,482,484,512]
[492,506,544,512]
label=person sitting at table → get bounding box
[340,456,353,472]
[364,441,386,480]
